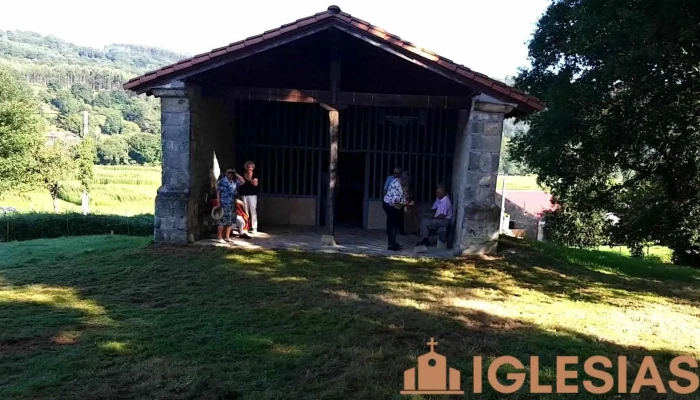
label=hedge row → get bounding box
[1,212,153,242]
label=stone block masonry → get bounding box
[153,82,192,245]
[451,95,514,255]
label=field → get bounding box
[496,174,543,191]
[1,236,699,399]
[0,170,541,216]
[0,166,160,216]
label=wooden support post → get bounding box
[326,109,339,239]
[322,29,341,246]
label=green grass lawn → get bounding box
[1,236,699,399]
[596,245,674,264]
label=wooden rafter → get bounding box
[224,87,474,109]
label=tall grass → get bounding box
[1,165,160,215]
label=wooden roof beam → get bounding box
[223,87,474,109]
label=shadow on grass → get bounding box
[495,238,700,306]
[0,237,697,399]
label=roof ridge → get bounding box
[123,6,544,113]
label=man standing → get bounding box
[217,168,248,243]
[417,184,452,247]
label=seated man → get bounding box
[417,184,452,247]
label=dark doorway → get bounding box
[335,152,366,227]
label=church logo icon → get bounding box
[400,338,464,395]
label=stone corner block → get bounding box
[161,97,190,113]
[321,235,336,246]
[484,121,504,136]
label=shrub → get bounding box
[1,212,153,242]
[97,136,129,165]
[128,133,161,165]
[542,206,612,249]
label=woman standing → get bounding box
[382,171,413,251]
[217,168,247,242]
[239,161,259,234]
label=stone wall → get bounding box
[452,95,515,255]
[153,81,191,244]
[258,197,316,226]
[450,108,473,249]
[495,193,542,239]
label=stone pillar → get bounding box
[453,94,515,255]
[152,81,191,245]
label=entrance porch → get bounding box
[193,226,455,259]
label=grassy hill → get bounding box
[0,29,187,165]
[0,29,186,84]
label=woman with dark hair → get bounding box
[382,171,413,251]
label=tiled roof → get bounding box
[497,189,556,217]
[123,5,544,113]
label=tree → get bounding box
[122,102,144,124]
[101,110,124,135]
[70,83,93,104]
[512,0,700,266]
[50,89,82,115]
[128,133,161,165]
[34,143,75,213]
[542,206,612,249]
[60,112,84,134]
[97,136,129,165]
[121,121,141,135]
[75,138,96,192]
[0,66,44,197]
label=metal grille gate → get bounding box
[234,100,458,225]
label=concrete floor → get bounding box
[193,226,456,259]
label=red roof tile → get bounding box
[123,5,545,113]
[296,16,316,27]
[227,40,245,53]
[350,19,370,31]
[456,68,475,79]
[437,59,457,71]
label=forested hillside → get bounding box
[0,29,187,165]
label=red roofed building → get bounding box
[496,189,557,238]
[124,5,544,255]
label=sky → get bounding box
[0,0,550,81]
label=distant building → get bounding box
[45,130,80,146]
[496,189,556,239]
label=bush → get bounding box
[1,212,153,242]
[542,206,612,249]
[128,133,161,165]
[97,136,129,165]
